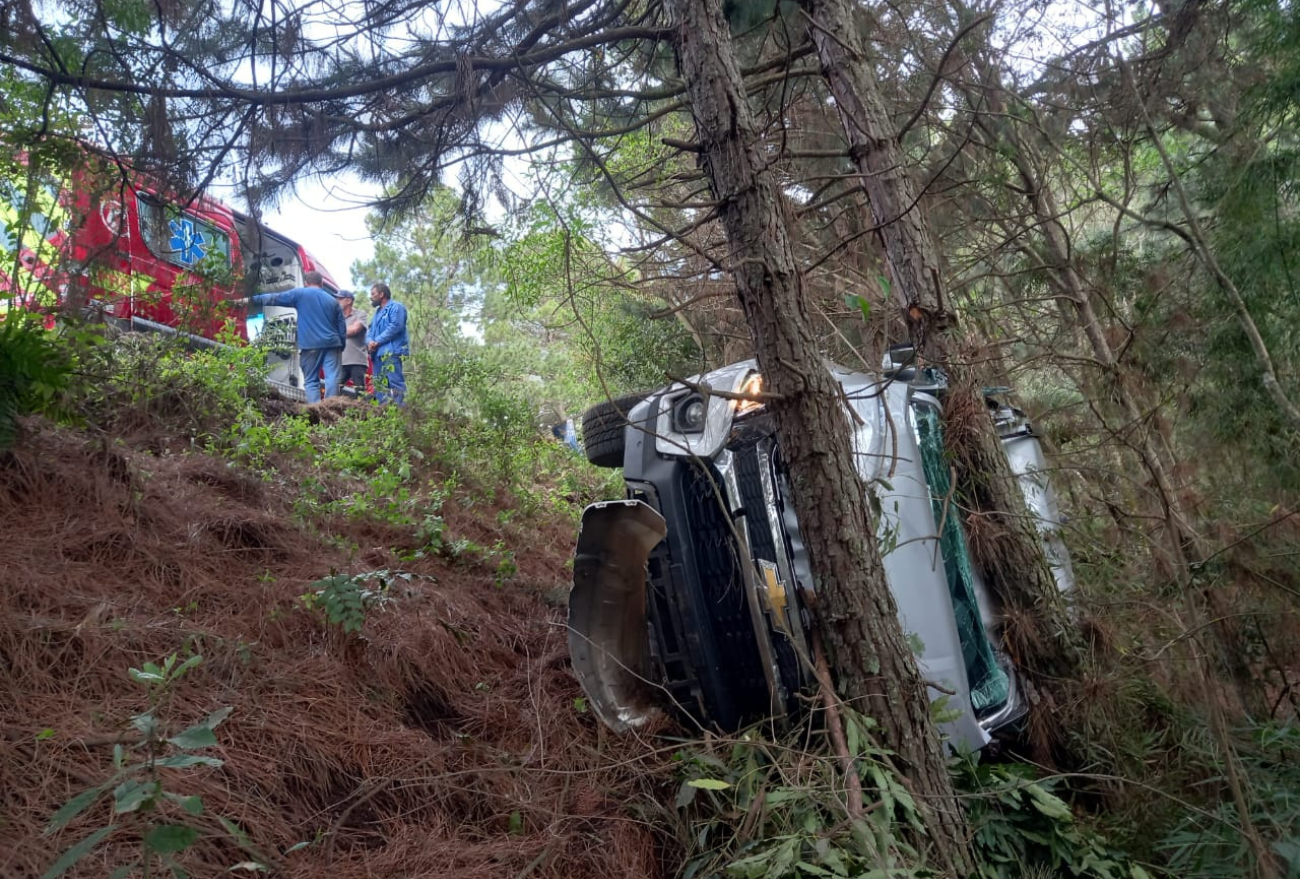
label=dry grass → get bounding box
[0,419,673,879]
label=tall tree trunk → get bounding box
[663,0,973,871]
[800,0,1081,692]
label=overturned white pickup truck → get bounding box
[568,348,1073,750]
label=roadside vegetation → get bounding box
[2,0,1300,874]
[1,321,663,879]
[3,260,1298,878]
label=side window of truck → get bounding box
[136,194,231,272]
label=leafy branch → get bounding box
[43,654,266,879]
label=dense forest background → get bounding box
[2,0,1300,875]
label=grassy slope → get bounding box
[0,410,673,879]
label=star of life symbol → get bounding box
[168,217,207,266]
[100,199,124,234]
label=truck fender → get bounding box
[567,500,667,732]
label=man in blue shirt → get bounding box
[248,270,347,401]
[366,281,409,406]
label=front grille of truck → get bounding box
[632,424,809,732]
[731,438,802,706]
[678,460,772,725]
[629,482,714,730]
[642,536,705,724]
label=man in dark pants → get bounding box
[366,282,409,406]
[337,291,369,390]
[247,270,346,401]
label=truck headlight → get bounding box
[673,394,708,433]
[734,373,764,415]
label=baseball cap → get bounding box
[335,290,355,301]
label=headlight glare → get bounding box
[734,373,764,415]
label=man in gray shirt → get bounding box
[337,291,369,389]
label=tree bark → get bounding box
[800,0,1080,689]
[664,0,973,871]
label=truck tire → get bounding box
[581,393,648,468]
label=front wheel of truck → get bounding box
[581,393,648,468]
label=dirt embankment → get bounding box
[0,420,671,878]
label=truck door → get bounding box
[132,190,241,340]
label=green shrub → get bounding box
[302,570,408,633]
[73,333,270,442]
[0,313,75,446]
[955,754,1150,879]
[42,654,267,878]
[673,711,925,879]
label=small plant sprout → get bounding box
[42,655,268,878]
[303,569,406,634]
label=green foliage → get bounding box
[402,352,591,506]
[43,654,265,878]
[1179,141,1300,490]
[250,313,296,357]
[73,332,270,441]
[405,524,518,585]
[351,185,701,498]
[488,199,701,401]
[0,71,86,148]
[415,513,447,552]
[581,294,702,392]
[1099,7,1300,493]
[352,185,490,352]
[954,755,1149,879]
[493,542,519,585]
[1156,720,1300,879]
[177,340,609,540]
[302,569,403,633]
[0,314,75,446]
[414,343,540,436]
[230,402,420,518]
[673,709,928,879]
[361,185,700,424]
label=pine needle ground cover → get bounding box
[0,418,671,879]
